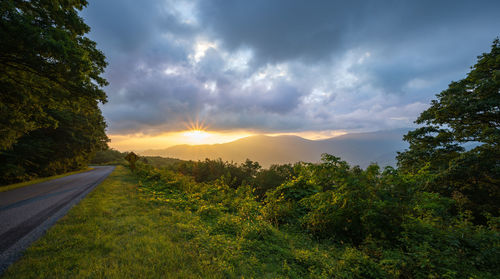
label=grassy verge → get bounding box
[3,166,338,278]
[6,163,496,278]
[2,166,226,278]
[0,168,94,193]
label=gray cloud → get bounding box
[81,0,500,135]
[198,0,352,64]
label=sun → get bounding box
[182,119,212,144]
[183,129,210,143]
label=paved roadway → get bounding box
[0,166,115,273]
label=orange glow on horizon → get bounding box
[108,130,254,152]
[107,129,347,153]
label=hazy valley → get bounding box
[141,129,409,168]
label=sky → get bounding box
[81,0,500,151]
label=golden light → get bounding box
[183,129,210,143]
[106,118,346,151]
[107,130,254,151]
[181,119,212,144]
[185,119,207,131]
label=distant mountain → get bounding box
[140,129,410,168]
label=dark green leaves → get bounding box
[0,0,107,150]
[0,0,109,184]
[398,38,500,223]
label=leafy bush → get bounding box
[129,153,499,278]
[262,176,319,225]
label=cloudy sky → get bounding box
[81,0,500,150]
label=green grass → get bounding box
[3,166,342,278]
[0,168,94,193]
[2,166,226,278]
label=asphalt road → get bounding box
[0,166,115,273]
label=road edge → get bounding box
[0,166,115,274]
[0,168,95,193]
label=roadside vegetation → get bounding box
[3,166,227,278]
[7,157,497,278]
[0,1,109,185]
[91,148,182,168]
[130,153,499,278]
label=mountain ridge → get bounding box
[140,129,410,168]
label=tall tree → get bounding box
[397,39,500,221]
[0,104,108,183]
[0,0,109,184]
[0,0,108,150]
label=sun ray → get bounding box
[185,118,209,132]
[181,118,212,144]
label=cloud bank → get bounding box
[81,0,500,135]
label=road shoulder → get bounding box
[0,168,94,193]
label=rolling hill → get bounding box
[140,129,410,168]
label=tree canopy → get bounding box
[398,38,500,222]
[0,0,107,150]
[0,0,109,184]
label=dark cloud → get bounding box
[198,1,499,63]
[81,0,500,135]
[198,0,353,64]
[197,0,500,96]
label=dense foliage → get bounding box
[398,39,500,223]
[90,149,128,165]
[131,155,499,278]
[90,149,183,168]
[0,0,108,184]
[165,158,296,198]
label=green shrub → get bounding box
[211,215,241,236]
[197,204,223,221]
[332,247,387,279]
[262,176,319,225]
